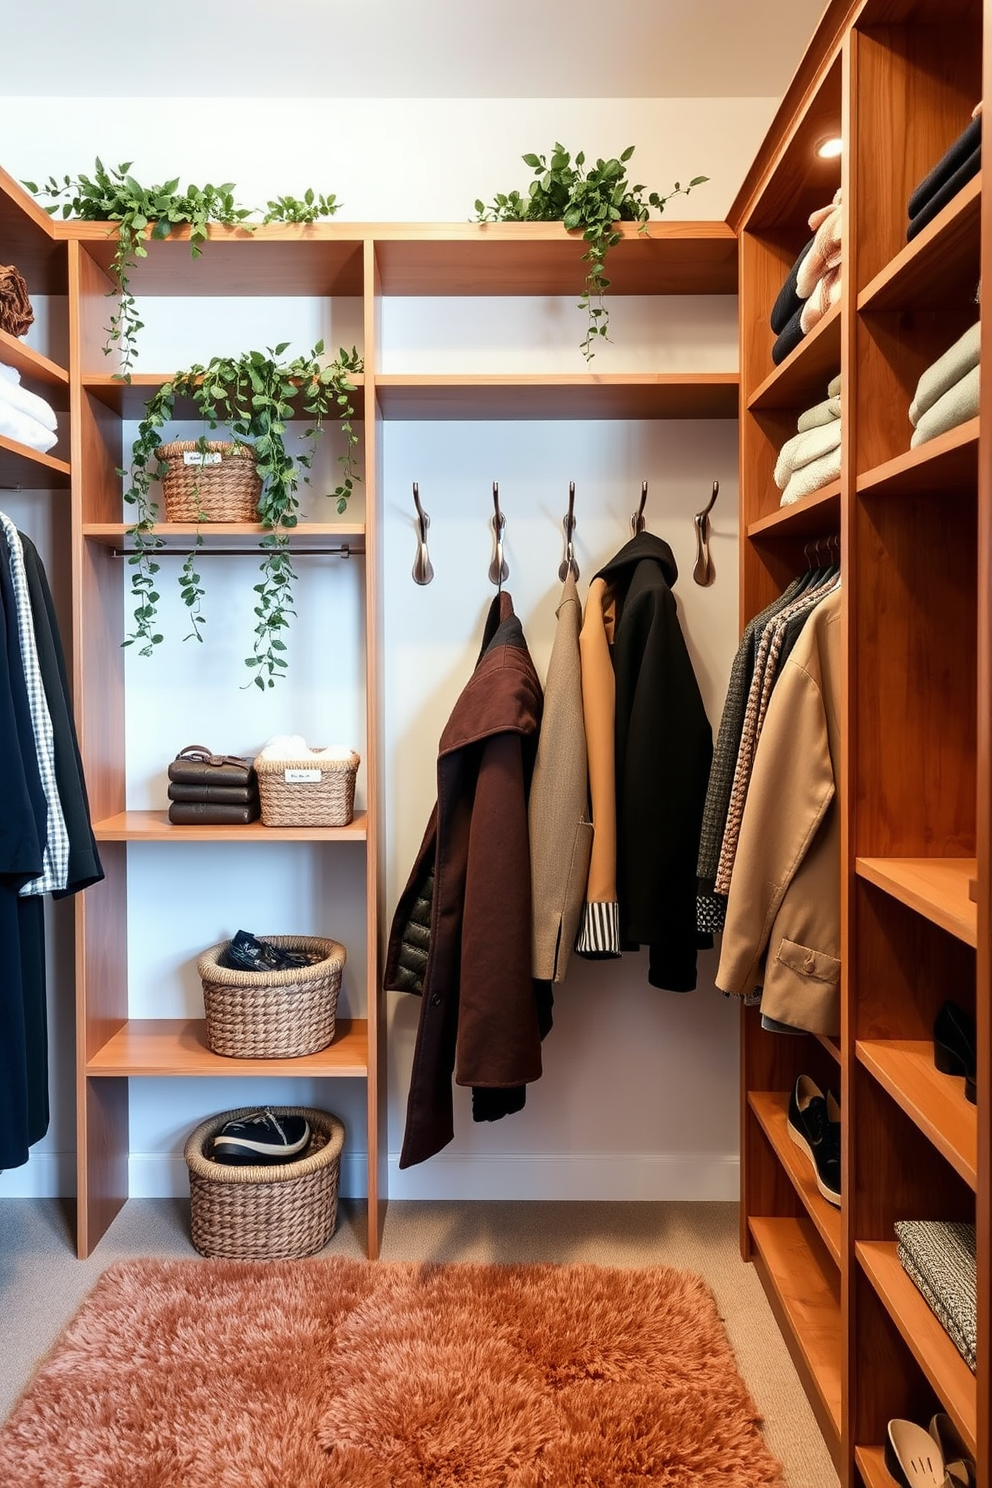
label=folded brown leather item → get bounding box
[167,782,258,805]
[168,744,256,788]
[168,801,261,826]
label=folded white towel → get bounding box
[780,445,842,506]
[909,321,981,425]
[797,395,842,432]
[799,265,842,335]
[796,191,842,300]
[910,363,980,447]
[774,418,842,489]
[0,362,58,433]
[827,373,841,398]
[0,401,58,453]
[258,733,355,762]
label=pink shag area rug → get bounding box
[0,1256,784,1487]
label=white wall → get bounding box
[0,94,757,1200]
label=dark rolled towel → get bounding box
[770,236,815,334]
[907,145,981,240]
[908,114,981,218]
[0,263,34,338]
[771,305,805,366]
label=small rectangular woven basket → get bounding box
[184,1105,345,1260]
[158,440,261,522]
[255,751,360,827]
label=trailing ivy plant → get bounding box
[23,161,342,377]
[121,341,363,690]
[474,144,708,360]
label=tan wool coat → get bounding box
[715,586,842,1035]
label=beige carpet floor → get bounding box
[0,1198,838,1488]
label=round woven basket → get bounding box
[184,1105,345,1260]
[255,752,360,828]
[197,934,345,1059]
[158,440,261,522]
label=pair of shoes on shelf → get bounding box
[933,1000,977,1104]
[210,1109,311,1166]
[787,1075,840,1207]
[885,1416,976,1488]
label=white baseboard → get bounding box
[0,1150,740,1203]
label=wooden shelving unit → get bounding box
[731,0,989,1483]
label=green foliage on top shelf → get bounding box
[121,341,363,691]
[473,144,708,360]
[23,161,342,378]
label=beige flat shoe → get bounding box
[885,1420,952,1488]
[929,1414,976,1488]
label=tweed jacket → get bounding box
[716,586,842,1035]
[528,572,592,984]
[384,592,544,1169]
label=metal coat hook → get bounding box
[411,482,434,586]
[489,481,509,588]
[630,480,648,536]
[692,480,720,588]
[558,480,580,582]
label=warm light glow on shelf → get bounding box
[816,137,843,160]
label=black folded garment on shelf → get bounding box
[771,305,805,366]
[769,235,815,335]
[167,782,258,805]
[908,113,981,218]
[167,800,261,826]
[907,145,981,240]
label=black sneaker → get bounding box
[787,1075,841,1207]
[210,1109,311,1165]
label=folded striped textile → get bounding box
[910,363,980,447]
[774,417,842,489]
[895,1219,976,1373]
[780,445,841,506]
[909,321,980,425]
[908,113,981,219]
[797,394,842,432]
[0,363,58,432]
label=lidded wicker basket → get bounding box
[184,1105,345,1259]
[255,750,360,828]
[197,934,345,1059]
[158,440,261,522]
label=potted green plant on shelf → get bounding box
[24,161,342,377]
[122,341,362,690]
[474,143,708,360]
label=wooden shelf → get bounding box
[85,1017,368,1077]
[747,301,841,412]
[857,1241,976,1458]
[374,372,739,421]
[747,480,840,539]
[84,522,365,553]
[856,421,978,500]
[748,1092,841,1264]
[856,858,978,947]
[0,434,70,488]
[0,163,66,293]
[0,327,68,390]
[816,1034,841,1064]
[857,1040,977,1190]
[858,176,981,312]
[854,1445,891,1488]
[92,809,368,842]
[83,371,366,417]
[748,1217,842,1457]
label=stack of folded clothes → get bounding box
[895,1218,977,1373]
[167,744,260,825]
[773,373,842,505]
[908,103,981,241]
[0,362,58,453]
[769,189,843,366]
[909,320,980,448]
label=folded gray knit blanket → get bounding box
[895,1219,976,1373]
[909,321,980,424]
[910,364,980,447]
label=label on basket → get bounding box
[183,451,223,466]
[284,768,321,783]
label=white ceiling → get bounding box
[8,0,829,99]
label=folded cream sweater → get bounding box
[910,363,980,446]
[909,321,980,425]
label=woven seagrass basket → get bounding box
[158,440,261,522]
[197,934,345,1059]
[255,751,360,828]
[184,1105,345,1259]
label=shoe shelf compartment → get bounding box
[855,858,978,948]
[748,1215,842,1467]
[856,1040,977,1189]
[857,175,980,313]
[854,423,979,502]
[856,1240,977,1460]
[85,1018,369,1078]
[853,1445,891,1488]
[748,1092,841,1265]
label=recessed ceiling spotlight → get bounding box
[816,136,843,160]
